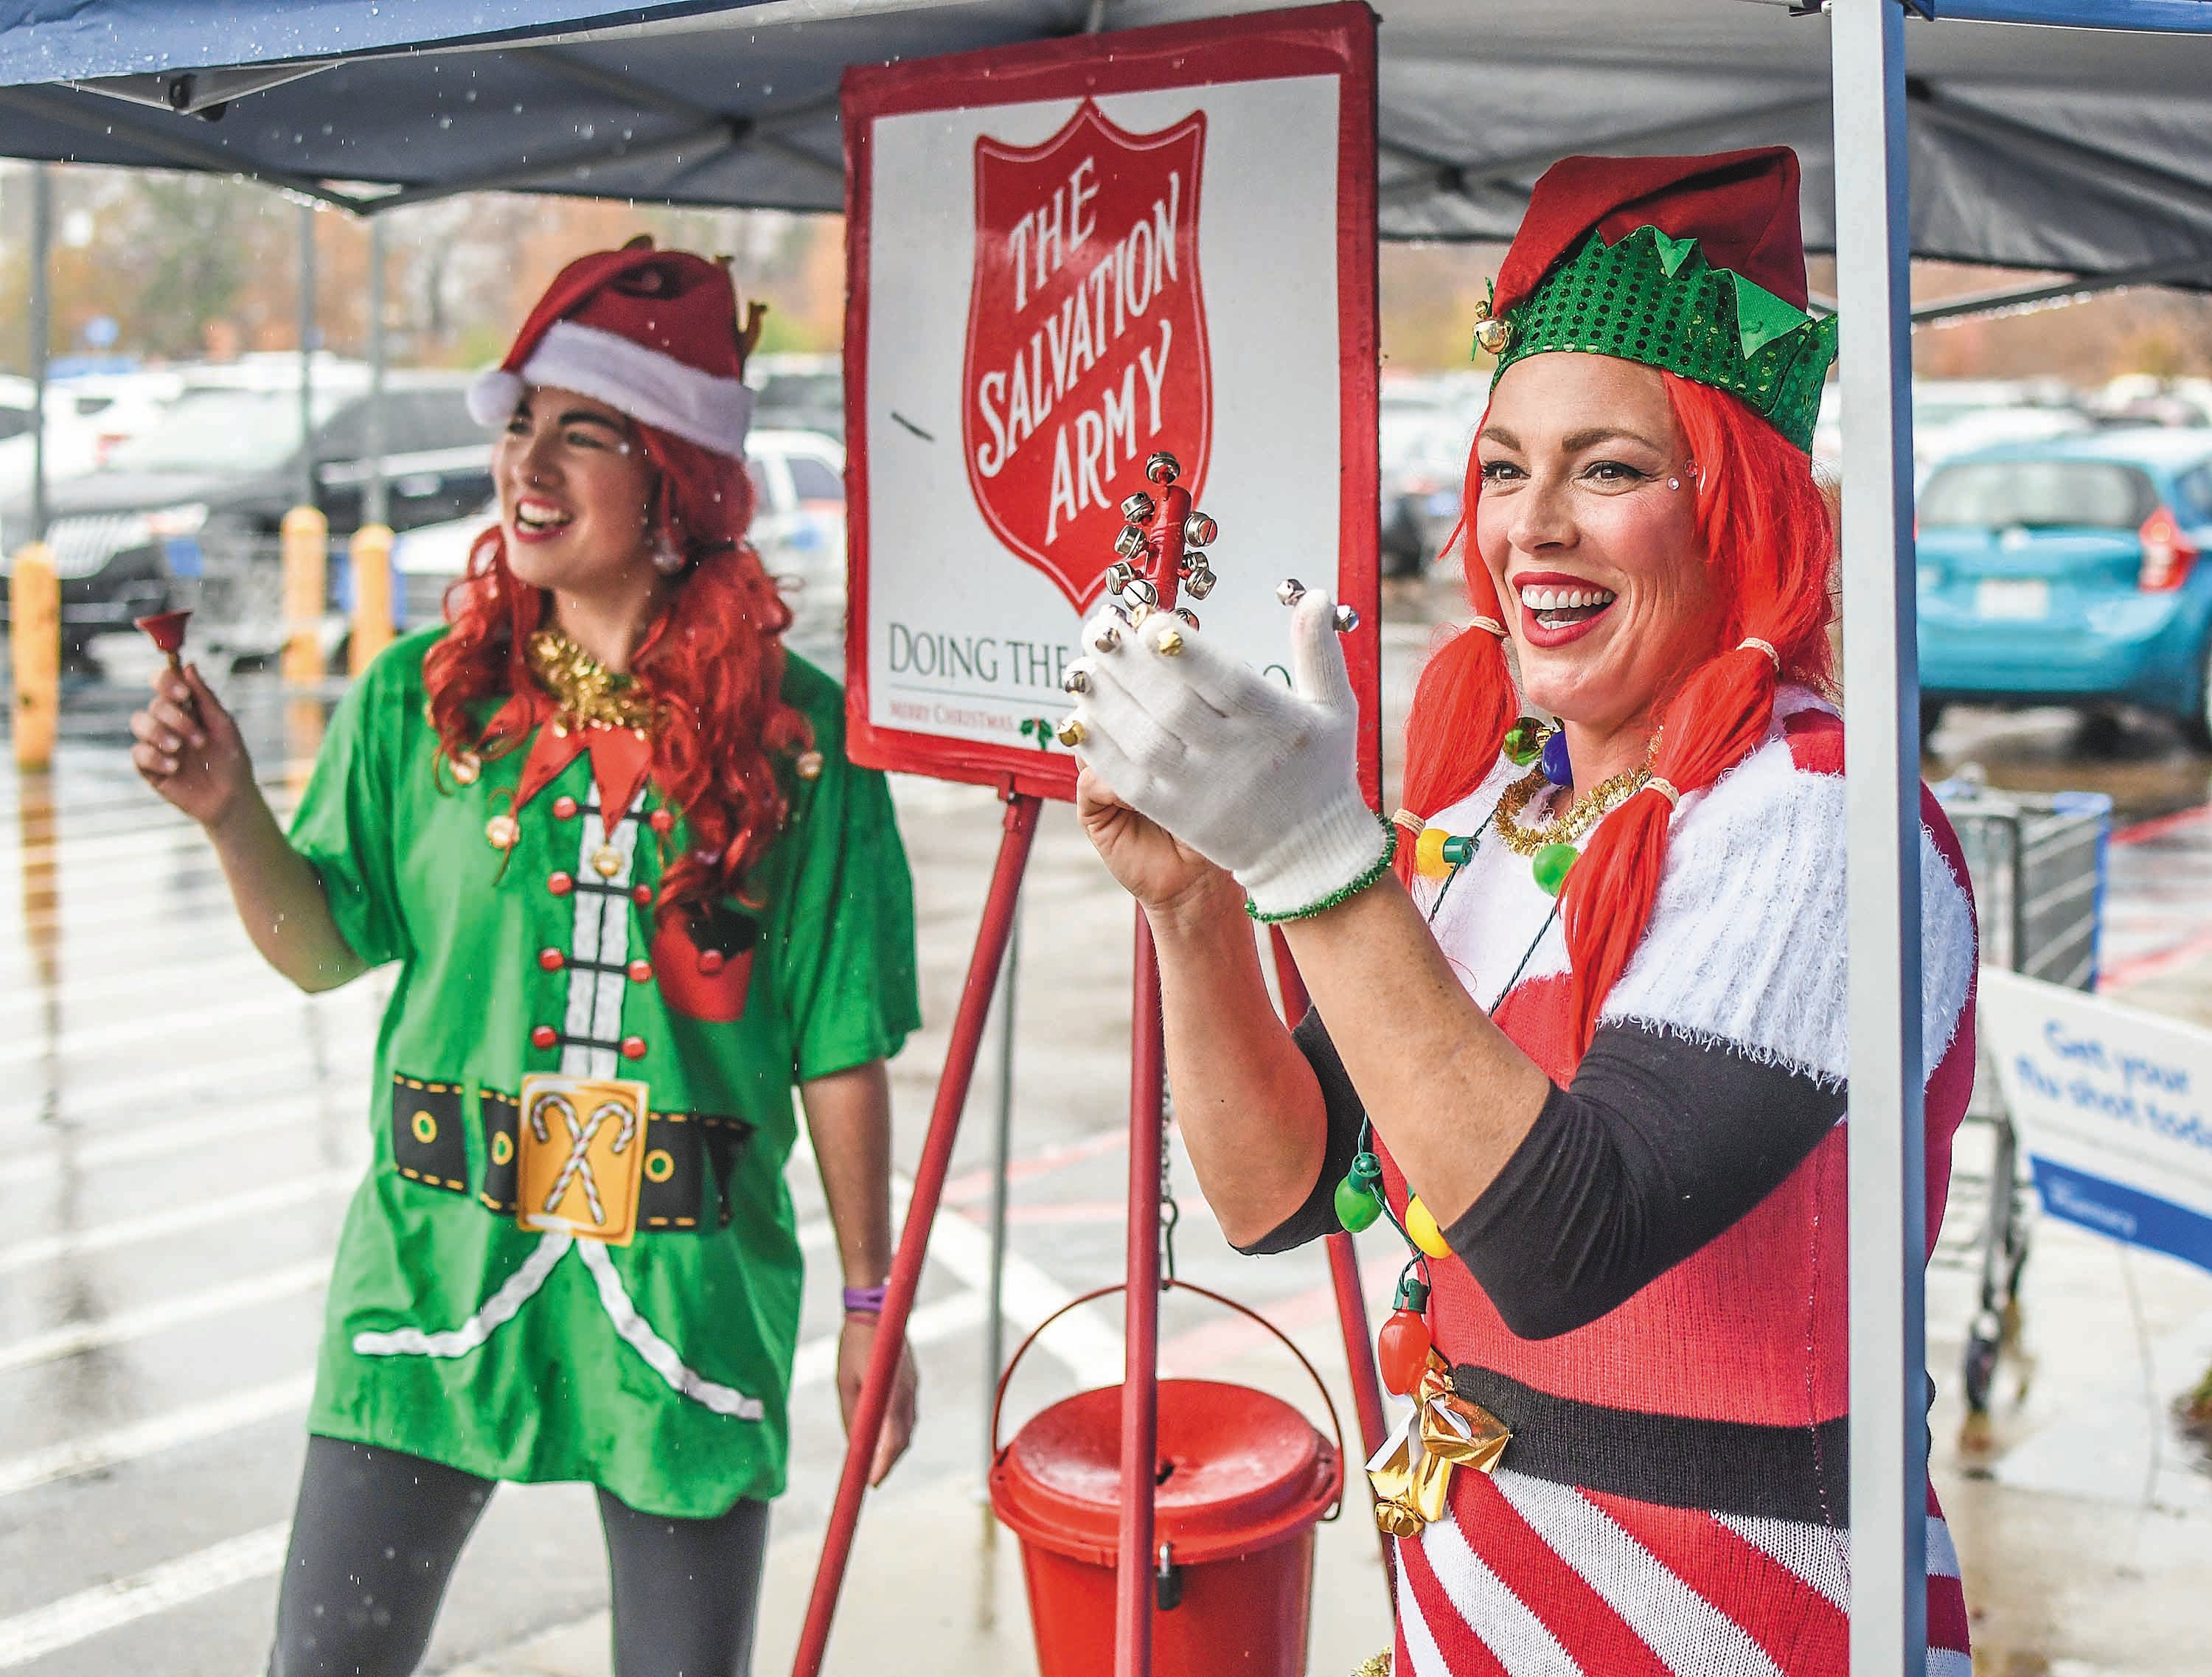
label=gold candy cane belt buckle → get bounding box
[516,1073,650,1246]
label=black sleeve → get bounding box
[1444,1022,1847,1341]
[1231,1008,1370,1256]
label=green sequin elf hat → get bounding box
[1472,147,1837,453]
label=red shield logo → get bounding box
[964,101,1211,611]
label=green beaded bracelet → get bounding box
[1246,815,1399,924]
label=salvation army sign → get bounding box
[965,102,1209,610]
[841,6,1378,800]
[1980,967,2212,1273]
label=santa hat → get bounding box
[468,237,765,459]
[1477,147,1837,452]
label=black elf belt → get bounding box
[1446,1364,1853,1524]
[390,1074,752,1235]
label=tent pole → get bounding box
[298,199,317,510]
[365,213,389,531]
[1829,5,1927,1676]
[28,162,51,544]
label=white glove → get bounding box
[1066,588,1387,919]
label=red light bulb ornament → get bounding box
[1377,1272,1433,1396]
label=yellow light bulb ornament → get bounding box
[1404,1196,1452,1260]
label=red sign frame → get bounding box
[840,3,1380,804]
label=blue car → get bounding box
[1917,428,2212,745]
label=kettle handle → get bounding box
[989,1276,1347,1517]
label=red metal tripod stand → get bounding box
[790,457,1389,1677]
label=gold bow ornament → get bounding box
[1364,1359,1510,1538]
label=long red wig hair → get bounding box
[422,422,811,921]
[1397,370,1837,1057]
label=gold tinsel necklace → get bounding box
[526,628,661,734]
[1492,731,1661,856]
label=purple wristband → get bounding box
[843,1284,888,1317]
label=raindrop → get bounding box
[580,123,597,140]
[439,116,453,130]
[465,89,479,102]
[512,102,525,114]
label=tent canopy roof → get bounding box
[1,0,2211,282]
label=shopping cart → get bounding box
[1930,773,2111,1417]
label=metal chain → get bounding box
[1158,1064,1180,1286]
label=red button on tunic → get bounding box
[620,1036,647,1061]
[552,795,580,820]
[531,1025,558,1050]
[549,872,574,897]
[538,948,566,972]
[627,960,653,983]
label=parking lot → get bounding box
[0,589,2209,1675]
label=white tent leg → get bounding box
[1830,4,1927,1675]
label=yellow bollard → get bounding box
[280,504,329,686]
[349,523,394,677]
[10,542,59,771]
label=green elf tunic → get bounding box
[288,624,919,1519]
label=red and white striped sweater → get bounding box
[1277,691,1978,1676]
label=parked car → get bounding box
[1378,374,1484,578]
[746,353,844,442]
[391,428,849,666]
[1916,428,2212,744]
[0,370,181,507]
[0,370,490,662]
[1811,378,2091,484]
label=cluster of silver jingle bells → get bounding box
[1054,450,1357,748]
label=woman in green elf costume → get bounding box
[128,242,921,1677]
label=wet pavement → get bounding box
[0,600,2208,1675]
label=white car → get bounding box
[0,371,181,511]
[391,428,848,666]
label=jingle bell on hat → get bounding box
[1145,450,1181,485]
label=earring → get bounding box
[1667,476,1682,491]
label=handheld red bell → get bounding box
[133,610,192,658]
[1377,1275,1433,1397]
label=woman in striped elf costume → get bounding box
[1060,148,1978,1675]
[129,241,920,1676]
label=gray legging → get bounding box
[268,1434,770,1677]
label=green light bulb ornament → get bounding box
[1335,1151,1384,1233]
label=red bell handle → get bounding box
[988,1275,1348,1519]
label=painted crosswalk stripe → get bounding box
[0,986,380,1074]
[0,1523,293,1670]
[0,1285,1005,1664]
[0,1171,358,1279]
[0,1260,327,1376]
[0,1100,355,1193]
[0,1374,316,1500]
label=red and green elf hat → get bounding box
[1475,147,1837,453]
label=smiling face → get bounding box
[494,386,660,600]
[1473,355,1720,747]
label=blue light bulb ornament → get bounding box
[1540,728,1573,789]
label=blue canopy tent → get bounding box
[4,4,2211,1674]
[0,0,2208,293]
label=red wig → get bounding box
[422,422,811,921]
[1397,370,1837,1057]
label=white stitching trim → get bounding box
[574,1241,765,1420]
[351,1231,571,1359]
